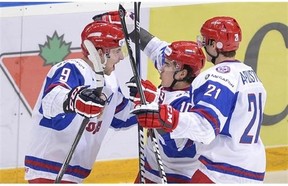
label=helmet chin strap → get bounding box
[169,79,177,89]
[204,46,219,65]
[169,71,182,89]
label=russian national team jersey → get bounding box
[172,60,267,183]
[24,58,136,183]
[144,87,200,183]
[142,38,199,183]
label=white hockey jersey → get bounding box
[24,58,136,183]
[172,60,267,183]
[143,87,200,183]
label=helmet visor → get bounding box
[197,35,206,48]
[118,38,129,59]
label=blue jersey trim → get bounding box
[110,115,137,128]
[160,133,196,158]
[25,155,91,179]
[39,113,76,130]
[199,155,265,181]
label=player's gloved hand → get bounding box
[92,10,135,34]
[131,103,179,132]
[126,77,157,106]
[63,86,105,118]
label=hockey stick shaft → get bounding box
[55,117,89,183]
[135,2,141,74]
[119,6,145,103]
[118,4,167,184]
[134,2,145,184]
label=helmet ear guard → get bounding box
[216,41,223,49]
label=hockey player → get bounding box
[93,11,206,183]
[128,40,206,183]
[132,16,267,183]
[24,21,138,183]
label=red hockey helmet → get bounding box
[200,16,242,51]
[166,41,205,77]
[81,21,125,56]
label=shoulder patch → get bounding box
[216,66,230,73]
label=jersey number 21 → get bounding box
[240,93,263,144]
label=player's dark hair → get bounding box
[220,50,236,57]
[182,65,195,84]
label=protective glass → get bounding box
[197,35,206,48]
[118,38,129,59]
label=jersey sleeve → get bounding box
[110,87,137,129]
[41,61,86,119]
[171,67,238,144]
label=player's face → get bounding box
[104,47,125,75]
[204,41,217,62]
[198,35,216,63]
[160,59,178,88]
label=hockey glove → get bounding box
[126,77,157,106]
[131,103,179,132]
[63,86,105,118]
[92,10,135,34]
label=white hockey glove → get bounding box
[92,10,135,34]
[131,103,180,132]
[63,86,105,118]
[126,76,158,106]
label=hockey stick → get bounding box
[134,2,145,184]
[118,3,167,184]
[55,117,89,183]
